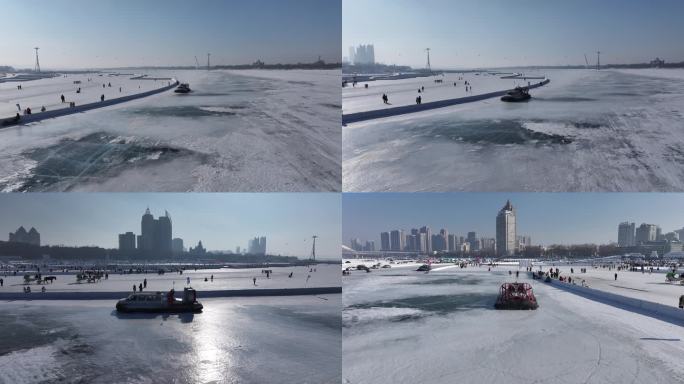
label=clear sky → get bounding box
[0,193,341,260]
[343,193,684,246]
[343,0,684,69]
[0,0,341,69]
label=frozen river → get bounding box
[342,266,684,384]
[343,68,684,192]
[0,69,340,192]
[0,295,341,384]
[0,264,340,294]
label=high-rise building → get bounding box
[496,200,517,257]
[248,236,267,255]
[136,208,173,255]
[390,230,404,251]
[481,238,496,251]
[380,232,390,251]
[467,231,480,252]
[420,226,432,254]
[635,223,658,244]
[155,212,172,253]
[447,234,457,252]
[9,226,41,246]
[349,44,375,65]
[617,222,636,247]
[516,235,532,250]
[140,208,156,251]
[417,233,427,254]
[172,238,184,254]
[118,232,136,251]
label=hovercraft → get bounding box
[501,86,531,102]
[116,287,203,313]
[494,282,538,310]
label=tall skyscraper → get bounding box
[447,234,456,252]
[496,200,517,257]
[140,208,156,251]
[420,226,432,254]
[155,211,173,253]
[137,208,173,255]
[380,232,390,251]
[118,232,136,251]
[467,231,480,252]
[617,222,636,247]
[390,230,404,251]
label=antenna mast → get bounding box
[311,235,318,262]
[34,47,40,73]
[596,51,601,70]
[584,54,589,69]
[194,56,200,70]
[425,48,431,73]
[207,53,211,70]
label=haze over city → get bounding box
[342,193,684,246]
[343,0,684,68]
[1,0,341,69]
[0,193,341,259]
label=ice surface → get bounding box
[0,264,340,294]
[0,295,341,384]
[342,265,684,384]
[343,69,684,192]
[0,69,341,192]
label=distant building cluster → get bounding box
[247,236,267,255]
[617,221,682,256]
[350,200,530,257]
[350,238,375,252]
[348,44,375,65]
[650,57,665,68]
[118,209,196,257]
[8,226,41,246]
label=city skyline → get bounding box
[342,193,684,247]
[1,0,341,69]
[343,0,684,68]
[0,193,341,259]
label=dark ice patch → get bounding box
[348,293,496,316]
[423,119,573,145]
[12,132,206,191]
[129,105,237,117]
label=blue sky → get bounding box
[0,0,341,69]
[343,0,684,68]
[0,193,341,259]
[342,193,684,246]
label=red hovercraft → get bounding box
[494,282,539,310]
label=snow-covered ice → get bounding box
[343,68,684,192]
[342,265,684,384]
[0,264,340,294]
[0,69,341,192]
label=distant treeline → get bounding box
[343,63,414,74]
[111,60,341,71]
[0,66,14,72]
[0,241,311,264]
[344,61,684,74]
